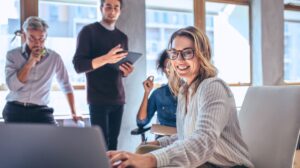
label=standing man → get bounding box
[3,16,81,124]
[73,0,134,150]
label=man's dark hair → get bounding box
[100,0,123,8]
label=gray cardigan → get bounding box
[151,77,253,168]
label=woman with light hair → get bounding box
[108,26,253,168]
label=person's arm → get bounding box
[17,47,44,83]
[137,91,150,121]
[151,80,231,167]
[5,52,26,91]
[136,77,156,127]
[73,26,127,74]
[5,47,44,91]
[65,92,82,122]
[91,44,127,70]
[55,53,82,121]
[107,151,157,168]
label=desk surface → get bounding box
[150,124,177,136]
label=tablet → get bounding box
[109,51,142,70]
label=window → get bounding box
[284,10,300,83]
[206,1,251,85]
[146,0,193,83]
[0,0,20,117]
[39,0,100,116]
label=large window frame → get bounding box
[14,0,90,91]
[194,0,252,86]
[2,0,252,92]
[283,4,300,85]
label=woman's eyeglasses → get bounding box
[167,48,195,60]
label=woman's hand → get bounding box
[107,151,157,168]
[143,76,154,93]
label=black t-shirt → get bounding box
[73,22,128,105]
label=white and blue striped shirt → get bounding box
[5,45,73,106]
[151,77,254,168]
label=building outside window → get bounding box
[146,0,193,83]
[0,0,20,118]
[206,2,250,85]
[38,0,100,116]
[284,10,300,83]
[206,2,250,108]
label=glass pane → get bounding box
[0,0,20,118]
[39,1,99,84]
[284,10,300,82]
[206,2,250,84]
[39,1,100,115]
[146,0,193,84]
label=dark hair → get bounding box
[156,50,169,74]
[100,0,123,8]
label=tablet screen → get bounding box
[109,51,142,70]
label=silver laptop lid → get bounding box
[0,124,111,168]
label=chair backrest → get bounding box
[239,86,300,168]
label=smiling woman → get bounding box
[107,26,254,168]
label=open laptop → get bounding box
[0,124,111,168]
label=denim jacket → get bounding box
[137,84,177,128]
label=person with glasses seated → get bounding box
[131,50,180,144]
[136,50,180,135]
[107,26,253,168]
[3,16,82,124]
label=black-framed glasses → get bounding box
[167,48,195,60]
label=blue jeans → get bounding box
[2,102,56,124]
[89,104,124,150]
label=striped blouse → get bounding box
[151,77,254,168]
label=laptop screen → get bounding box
[0,124,111,168]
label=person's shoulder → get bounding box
[79,22,98,33]
[200,77,233,97]
[152,84,168,94]
[6,47,22,59]
[7,47,22,55]
[202,77,227,86]
[83,22,98,28]
[45,49,61,60]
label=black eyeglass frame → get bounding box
[166,48,195,60]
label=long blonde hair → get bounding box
[167,61,181,96]
[168,26,217,94]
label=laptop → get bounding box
[0,124,111,168]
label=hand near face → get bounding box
[143,76,154,93]
[119,62,134,77]
[28,47,45,66]
[107,151,157,168]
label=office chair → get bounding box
[239,86,300,168]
